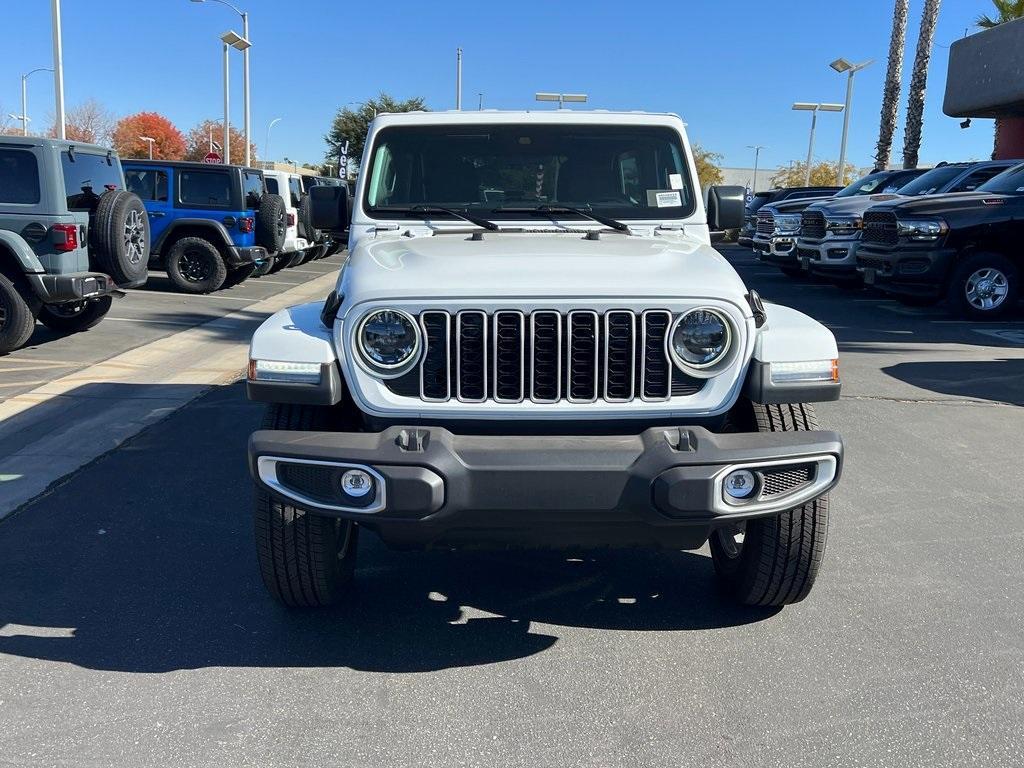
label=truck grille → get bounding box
[756,210,775,235]
[384,309,704,404]
[862,211,899,246]
[801,211,826,239]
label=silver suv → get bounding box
[0,137,149,353]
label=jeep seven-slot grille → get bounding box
[385,309,704,404]
[756,210,775,235]
[801,211,826,239]
[862,211,899,246]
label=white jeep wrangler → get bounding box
[246,110,844,608]
[261,169,316,267]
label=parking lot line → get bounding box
[122,290,261,303]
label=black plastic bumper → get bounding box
[857,246,955,296]
[249,425,843,550]
[26,271,123,304]
[226,245,269,268]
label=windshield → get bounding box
[834,170,918,198]
[896,165,966,196]
[363,124,695,221]
[977,163,1024,194]
[745,193,771,214]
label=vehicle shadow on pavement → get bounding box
[0,383,776,675]
[881,358,1024,406]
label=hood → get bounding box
[339,231,749,305]
[764,197,832,215]
[867,191,1008,215]
[806,193,904,216]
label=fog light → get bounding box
[724,469,757,501]
[340,469,373,498]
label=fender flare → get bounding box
[153,218,235,255]
[0,229,45,274]
[247,301,344,406]
[744,302,841,404]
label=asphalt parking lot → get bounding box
[1,244,1022,767]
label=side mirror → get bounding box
[310,185,349,232]
[706,185,745,232]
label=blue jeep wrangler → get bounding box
[123,160,285,293]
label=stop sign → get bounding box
[203,152,222,164]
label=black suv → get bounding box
[123,160,286,293]
[857,161,1024,318]
[738,186,842,247]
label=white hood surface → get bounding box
[339,232,749,307]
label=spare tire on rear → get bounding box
[91,190,150,286]
[298,194,323,243]
[257,194,287,254]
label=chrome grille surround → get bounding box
[339,300,752,420]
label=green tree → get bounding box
[902,0,942,169]
[875,0,909,170]
[691,144,723,189]
[325,93,427,173]
[976,0,1024,26]
[770,161,857,188]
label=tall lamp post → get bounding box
[747,144,765,194]
[830,57,874,184]
[139,136,156,159]
[219,29,251,165]
[51,0,66,139]
[13,68,53,136]
[193,0,251,166]
[792,102,844,185]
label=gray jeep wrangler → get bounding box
[0,137,149,354]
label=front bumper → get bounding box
[752,234,799,263]
[25,271,123,305]
[226,245,269,268]
[249,425,843,550]
[796,237,860,277]
[856,245,956,296]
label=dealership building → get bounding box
[944,16,1024,159]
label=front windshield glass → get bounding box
[896,165,965,196]
[363,124,695,221]
[977,163,1024,194]
[834,171,895,198]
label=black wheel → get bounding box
[222,263,256,289]
[91,190,150,286]
[779,266,804,279]
[710,402,829,607]
[256,194,287,254]
[254,403,359,608]
[165,237,228,294]
[37,295,112,333]
[0,273,36,354]
[946,251,1019,320]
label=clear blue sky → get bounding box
[0,0,998,171]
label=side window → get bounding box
[0,148,41,204]
[178,170,231,207]
[265,176,279,195]
[951,166,1008,192]
[125,169,169,202]
[242,170,263,209]
[288,176,302,207]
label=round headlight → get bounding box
[357,309,420,371]
[669,308,732,371]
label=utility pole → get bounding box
[51,0,66,139]
[456,47,463,110]
[747,145,765,193]
[478,92,483,110]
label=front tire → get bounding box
[37,295,112,333]
[710,402,829,606]
[254,403,359,608]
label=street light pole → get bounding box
[51,0,66,139]
[242,10,250,166]
[456,47,462,110]
[792,102,844,185]
[223,41,230,164]
[747,144,765,193]
[139,136,156,159]
[830,58,874,184]
[18,68,53,136]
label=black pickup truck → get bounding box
[856,162,1024,318]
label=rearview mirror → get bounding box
[706,185,745,232]
[310,185,349,232]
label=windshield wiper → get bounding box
[493,204,629,232]
[393,204,500,231]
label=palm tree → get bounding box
[976,0,1024,27]
[874,0,909,170]
[975,0,1024,157]
[902,0,942,169]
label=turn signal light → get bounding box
[51,223,78,252]
[287,213,296,227]
[769,359,839,385]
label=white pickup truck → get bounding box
[245,110,844,609]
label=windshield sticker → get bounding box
[648,190,682,207]
[668,173,684,190]
[1017,186,1024,192]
